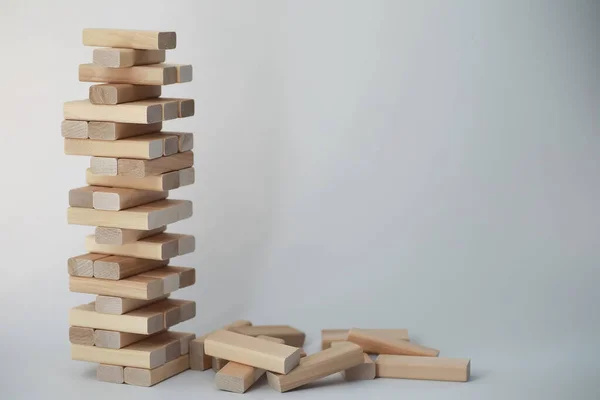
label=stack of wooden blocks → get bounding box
[65,28,198,387]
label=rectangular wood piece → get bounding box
[69,326,95,346]
[115,151,194,178]
[124,354,189,387]
[93,256,167,280]
[80,63,177,85]
[89,84,161,105]
[64,99,162,124]
[321,328,410,350]
[189,320,252,371]
[83,29,176,50]
[84,233,195,260]
[94,330,148,349]
[68,253,108,277]
[95,226,166,245]
[375,355,470,382]
[230,325,305,347]
[97,364,124,384]
[93,48,166,68]
[66,134,176,159]
[62,120,88,138]
[88,121,162,140]
[86,168,194,191]
[95,295,168,315]
[347,328,438,357]
[92,188,168,211]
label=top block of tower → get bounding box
[83,29,176,50]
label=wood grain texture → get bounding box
[83,29,176,50]
[66,134,175,159]
[86,168,193,191]
[88,121,162,140]
[230,325,305,347]
[93,256,167,280]
[69,186,104,208]
[375,355,470,382]
[70,274,164,300]
[89,84,161,105]
[95,226,166,245]
[95,295,169,315]
[124,354,189,387]
[92,188,168,211]
[79,63,177,85]
[189,320,252,371]
[163,266,195,288]
[347,328,437,357]
[68,199,193,230]
[204,330,301,374]
[62,120,88,138]
[97,364,124,384]
[92,48,166,68]
[85,232,194,260]
[321,328,410,350]
[94,330,148,349]
[64,99,162,124]
[117,151,194,178]
[68,253,108,277]
[69,326,95,346]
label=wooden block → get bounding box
[66,134,175,159]
[83,29,176,50]
[230,325,305,347]
[85,233,194,260]
[97,364,124,384]
[160,64,193,83]
[189,320,252,371]
[139,268,180,295]
[95,295,168,315]
[321,328,409,349]
[89,84,161,105]
[94,330,148,349]
[88,121,162,140]
[135,99,178,121]
[212,357,228,372]
[266,342,364,392]
[86,168,193,191]
[164,331,196,355]
[160,99,194,118]
[116,151,194,178]
[64,99,162,124]
[376,355,470,382]
[79,63,177,85]
[62,120,88,138]
[92,188,168,211]
[347,328,437,357]
[163,132,193,152]
[162,299,196,325]
[124,354,189,387]
[68,253,108,277]
[70,275,164,300]
[205,330,301,374]
[342,352,375,381]
[93,256,167,280]
[90,157,117,176]
[68,199,193,230]
[93,48,166,68]
[95,226,166,245]
[69,186,104,208]
[163,266,195,288]
[69,326,95,346]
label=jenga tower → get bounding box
[65,29,196,387]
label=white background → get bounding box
[0,1,598,399]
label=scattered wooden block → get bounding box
[93,48,166,68]
[70,275,164,300]
[163,132,193,152]
[230,325,305,347]
[205,330,301,374]
[69,326,95,346]
[95,295,169,315]
[124,354,189,387]
[62,120,88,138]
[347,328,437,357]
[68,253,108,277]
[85,232,195,260]
[161,64,193,83]
[266,342,363,392]
[64,99,162,124]
[68,199,193,230]
[94,330,148,349]
[69,186,104,208]
[190,320,252,371]
[86,168,194,191]
[116,151,194,178]
[92,188,168,211]
[97,364,124,384]
[337,349,375,381]
[93,256,167,280]
[66,134,177,159]
[321,328,410,349]
[79,63,177,85]
[89,84,161,105]
[376,355,470,382]
[95,226,166,245]
[83,29,177,50]
[88,121,162,141]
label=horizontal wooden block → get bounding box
[93,48,166,68]
[66,134,175,160]
[163,266,195,288]
[161,64,192,83]
[124,354,189,387]
[95,226,166,245]
[95,295,168,315]
[88,121,162,140]
[89,84,161,105]
[135,98,179,121]
[69,186,104,208]
[93,256,167,280]
[342,352,375,381]
[266,342,364,392]
[205,330,301,374]
[64,99,162,124]
[86,167,194,191]
[95,330,148,349]
[68,253,108,277]
[80,63,177,85]
[160,98,194,118]
[69,326,95,346]
[115,151,194,178]
[97,364,124,384]
[68,199,193,230]
[85,233,195,260]
[376,355,470,382]
[230,325,305,347]
[83,29,176,50]
[163,132,193,152]
[321,328,409,349]
[70,274,164,300]
[62,120,88,138]
[92,188,168,211]
[347,328,437,357]
[189,320,252,371]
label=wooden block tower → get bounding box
[65,29,197,387]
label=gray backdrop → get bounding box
[0,0,598,398]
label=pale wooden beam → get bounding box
[64,99,162,124]
[375,355,470,382]
[97,364,124,384]
[95,295,169,315]
[92,188,168,211]
[66,134,176,159]
[88,121,162,141]
[124,354,189,387]
[321,328,409,349]
[69,326,95,346]
[95,226,166,245]
[86,168,194,191]
[79,63,178,85]
[83,29,176,50]
[347,328,438,357]
[93,256,167,280]
[68,253,108,277]
[89,84,161,105]
[94,330,149,349]
[230,325,305,347]
[84,233,194,260]
[62,120,88,138]
[190,320,252,371]
[93,48,166,68]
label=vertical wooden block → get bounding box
[88,121,162,141]
[375,355,470,382]
[124,354,189,387]
[92,187,168,211]
[94,330,148,349]
[348,328,438,357]
[95,226,166,245]
[69,326,95,346]
[83,29,176,50]
[92,48,166,68]
[93,256,167,280]
[95,295,169,315]
[212,357,228,372]
[97,364,124,384]
[68,253,108,277]
[62,120,88,138]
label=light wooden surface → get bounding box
[139,268,180,295]
[116,151,194,178]
[94,330,148,349]
[65,134,174,159]
[86,168,194,191]
[266,342,364,392]
[135,99,179,121]
[212,357,228,372]
[124,354,189,387]
[163,266,195,288]
[204,330,302,374]
[230,325,306,347]
[88,121,162,140]
[62,120,88,138]
[83,29,176,50]
[160,98,194,118]
[70,274,164,300]
[64,99,162,124]
[190,320,252,371]
[97,364,124,384]
[90,157,117,175]
[92,187,168,211]
[69,326,95,346]
[93,256,167,280]
[375,355,470,382]
[80,63,177,85]
[95,295,169,315]
[347,328,438,357]
[89,84,161,105]
[342,352,376,381]
[160,64,193,83]
[321,328,410,349]
[164,331,196,356]
[163,132,193,152]
[68,253,108,277]
[68,199,193,230]
[95,226,166,245]
[69,186,104,208]
[85,232,194,260]
[92,48,166,68]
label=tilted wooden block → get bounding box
[68,253,108,277]
[94,330,148,349]
[85,233,195,260]
[92,188,168,211]
[68,199,193,230]
[347,328,438,357]
[205,330,301,374]
[330,343,375,381]
[69,326,95,346]
[86,167,194,191]
[66,134,176,160]
[124,354,189,387]
[97,364,124,384]
[83,29,176,50]
[80,63,177,86]
[64,99,162,124]
[69,186,104,208]
[62,120,88,138]
[95,295,169,315]
[189,320,252,371]
[109,151,194,178]
[92,48,166,68]
[88,121,162,140]
[95,226,166,245]
[266,342,364,392]
[93,256,167,280]
[89,84,161,105]
[161,64,193,83]
[321,328,409,349]
[70,274,165,300]
[230,325,305,347]
[376,355,470,382]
